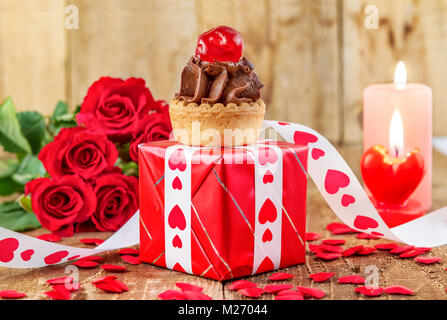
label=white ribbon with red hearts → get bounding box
[1,120,447,269]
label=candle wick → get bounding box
[394,146,399,158]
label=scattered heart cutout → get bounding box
[324,169,350,194]
[258,198,277,224]
[168,149,187,172]
[262,229,273,242]
[293,131,318,146]
[44,250,69,265]
[168,205,186,231]
[258,147,278,165]
[172,235,182,249]
[263,170,274,184]
[172,176,182,190]
[354,215,379,230]
[0,238,19,263]
[20,249,34,261]
[312,148,325,160]
[341,194,355,207]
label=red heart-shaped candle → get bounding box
[361,145,425,206]
[195,26,243,63]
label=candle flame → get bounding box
[394,61,407,89]
[389,110,404,157]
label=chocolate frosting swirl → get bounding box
[175,56,263,105]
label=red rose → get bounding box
[39,127,118,180]
[76,77,161,143]
[91,171,139,232]
[25,175,96,236]
[129,103,172,162]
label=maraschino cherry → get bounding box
[195,26,243,63]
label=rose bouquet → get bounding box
[0,77,171,236]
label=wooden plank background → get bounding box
[0,0,446,145]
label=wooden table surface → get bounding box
[1,145,446,300]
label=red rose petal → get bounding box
[355,286,383,297]
[72,260,99,268]
[399,249,425,258]
[384,285,414,295]
[47,276,73,285]
[268,272,294,281]
[315,252,342,260]
[80,238,104,245]
[159,290,186,300]
[264,284,293,294]
[37,233,61,242]
[275,294,304,300]
[182,290,212,300]
[79,255,104,262]
[0,290,26,299]
[337,275,365,284]
[342,245,364,257]
[121,255,141,265]
[44,289,71,300]
[374,243,398,250]
[176,282,203,292]
[390,245,414,254]
[117,248,139,256]
[297,286,325,299]
[309,272,335,282]
[305,232,321,241]
[357,232,380,240]
[356,247,377,255]
[319,244,344,253]
[415,256,441,264]
[228,280,258,290]
[238,287,265,298]
[322,239,346,246]
[92,275,117,284]
[101,264,127,272]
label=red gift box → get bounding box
[138,140,308,281]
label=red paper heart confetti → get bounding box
[0,237,19,263]
[182,290,212,300]
[258,198,277,224]
[101,264,127,272]
[121,255,141,265]
[276,289,303,297]
[0,289,26,299]
[113,279,129,292]
[337,275,365,284]
[355,286,383,297]
[309,272,335,282]
[326,222,357,235]
[264,284,293,294]
[79,255,104,262]
[297,286,325,299]
[20,249,34,261]
[353,215,379,230]
[268,272,294,281]
[275,294,304,300]
[357,232,380,240]
[94,282,123,293]
[322,239,345,246]
[72,260,99,268]
[117,248,139,256]
[374,243,399,250]
[342,245,364,257]
[390,245,414,255]
[168,148,187,171]
[305,232,322,241]
[80,238,104,245]
[384,285,414,295]
[37,233,61,242]
[51,283,80,292]
[414,256,441,264]
[168,205,186,230]
[44,289,71,300]
[315,252,342,260]
[324,169,350,195]
[308,244,323,254]
[176,282,203,292]
[159,289,186,300]
[92,275,117,284]
[399,249,426,258]
[356,247,377,255]
[319,244,344,253]
[47,276,73,285]
[238,287,265,298]
[67,255,80,261]
[228,280,258,290]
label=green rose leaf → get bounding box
[11,154,46,185]
[48,101,77,136]
[17,194,33,213]
[17,111,46,154]
[0,158,19,179]
[0,97,32,155]
[52,101,69,119]
[0,200,40,232]
[0,176,23,196]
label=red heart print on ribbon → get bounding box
[354,215,379,230]
[0,238,19,263]
[259,199,277,224]
[263,170,274,184]
[168,149,187,171]
[293,131,318,146]
[325,169,350,194]
[262,229,273,242]
[258,147,278,165]
[172,176,182,190]
[20,249,34,261]
[312,148,325,160]
[256,256,275,273]
[168,205,186,231]
[341,194,356,207]
[172,235,182,249]
[44,250,69,265]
